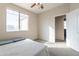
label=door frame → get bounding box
[54,14,67,43]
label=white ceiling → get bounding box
[14,3,63,14]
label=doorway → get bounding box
[55,15,66,42]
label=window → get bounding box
[6,9,29,32]
[20,13,29,31]
[6,9,19,32]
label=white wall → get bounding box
[66,3,79,52]
[0,3,38,40]
[38,4,70,43]
[70,3,79,12]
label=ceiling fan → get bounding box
[31,3,44,9]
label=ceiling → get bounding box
[14,3,64,14]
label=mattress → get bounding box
[0,39,48,56]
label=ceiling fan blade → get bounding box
[31,3,44,9]
[31,3,36,8]
[38,3,40,5]
[41,4,44,9]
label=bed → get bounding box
[0,38,49,56]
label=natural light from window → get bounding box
[20,13,29,31]
[49,26,55,43]
[6,9,29,32]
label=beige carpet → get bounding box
[35,40,79,56]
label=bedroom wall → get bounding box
[38,4,70,42]
[0,3,38,40]
[66,3,79,52]
[69,3,79,12]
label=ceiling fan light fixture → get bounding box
[31,3,44,9]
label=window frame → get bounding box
[6,8,29,32]
[19,12,29,31]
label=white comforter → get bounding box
[0,39,48,56]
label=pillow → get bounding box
[0,37,25,46]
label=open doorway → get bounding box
[55,15,66,42]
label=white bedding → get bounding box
[0,39,48,56]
